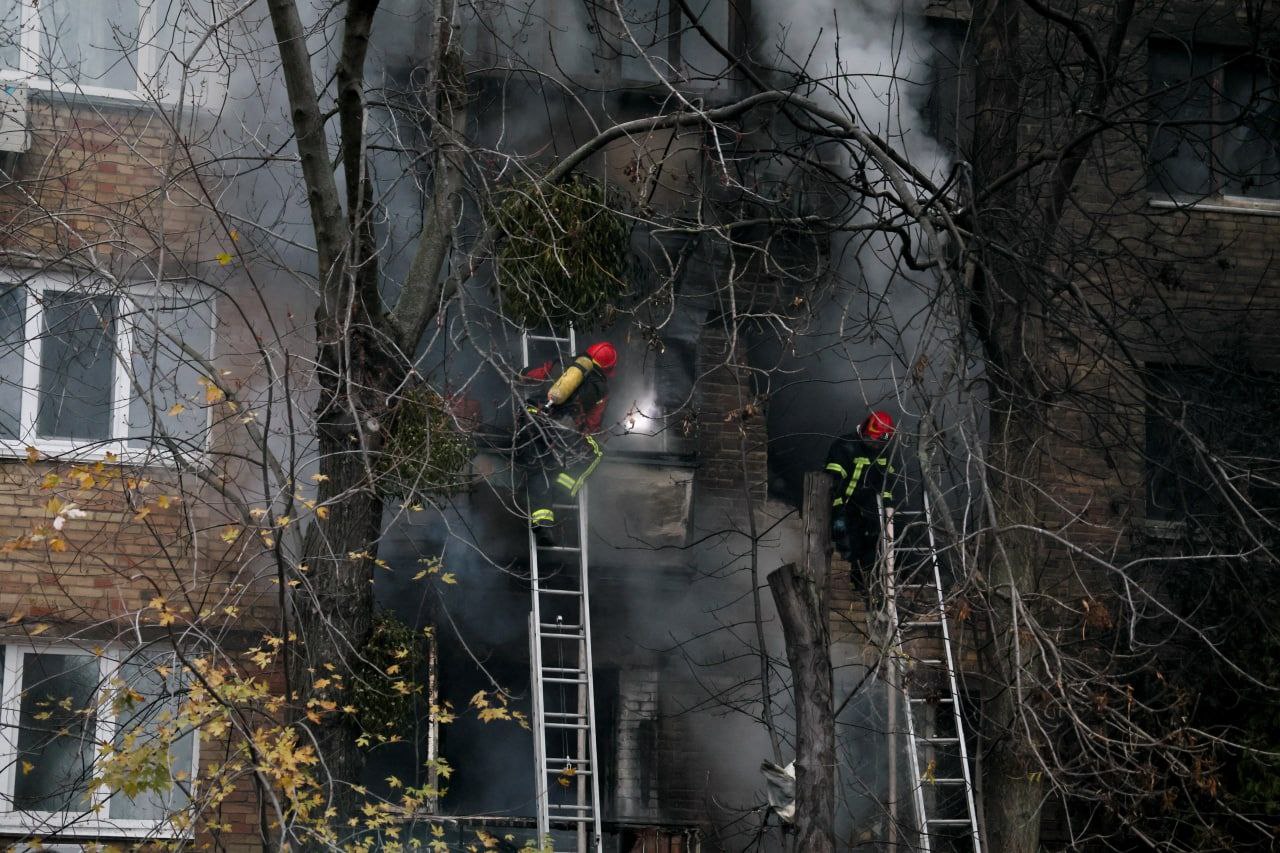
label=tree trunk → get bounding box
[288,326,398,848]
[767,473,835,852]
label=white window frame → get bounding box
[0,0,163,102]
[0,642,199,839]
[0,271,216,464]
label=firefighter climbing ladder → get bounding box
[882,491,982,853]
[522,329,604,853]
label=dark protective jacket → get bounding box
[525,357,610,434]
[824,431,895,517]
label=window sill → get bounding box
[1148,195,1280,218]
[0,72,176,110]
[0,813,190,840]
[0,439,202,469]
[1131,516,1185,541]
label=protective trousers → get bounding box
[518,409,604,528]
[836,501,882,590]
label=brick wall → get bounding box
[0,99,212,266]
[0,95,269,849]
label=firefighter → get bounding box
[824,410,896,589]
[519,342,617,542]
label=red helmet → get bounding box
[587,342,617,372]
[862,410,894,440]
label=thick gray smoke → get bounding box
[185,0,977,844]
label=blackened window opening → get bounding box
[1144,364,1280,527]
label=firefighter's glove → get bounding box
[832,516,848,536]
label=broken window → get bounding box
[1144,364,1280,525]
[921,15,975,156]
[1148,40,1280,201]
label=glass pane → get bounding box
[38,0,141,91]
[0,285,24,439]
[620,0,671,82]
[1147,42,1214,198]
[0,0,20,71]
[108,653,194,820]
[15,652,99,813]
[1220,57,1280,199]
[680,0,730,84]
[37,291,115,442]
[127,296,214,450]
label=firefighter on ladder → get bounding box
[519,342,617,544]
[825,410,896,590]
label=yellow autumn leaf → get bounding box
[29,623,49,636]
[48,538,67,553]
[39,472,60,490]
[20,761,32,775]
[229,229,239,242]
[133,507,151,522]
[440,573,457,585]
[204,383,225,404]
[220,526,242,543]
[155,495,174,510]
[166,402,186,416]
[215,251,232,266]
[311,473,329,482]
[315,506,329,520]
[25,445,39,464]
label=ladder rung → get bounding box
[543,676,588,684]
[923,777,970,784]
[525,334,574,343]
[909,697,953,704]
[548,815,595,823]
[551,503,580,510]
[927,818,976,826]
[917,736,960,744]
[545,769,593,776]
[546,722,591,729]
[547,757,590,764]
[542,666,586,675]
[538,588,583,596]
[903,620,941,628]
[540,632,585,641]
[549,803,594,810]
[545,711,587,719]
[540,623,581,632]
[538,545,582,553]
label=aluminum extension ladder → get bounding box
[882,491,982,853]
[521,329,603,853]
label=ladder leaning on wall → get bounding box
[521,328,604,853]
[882,489,983,853]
